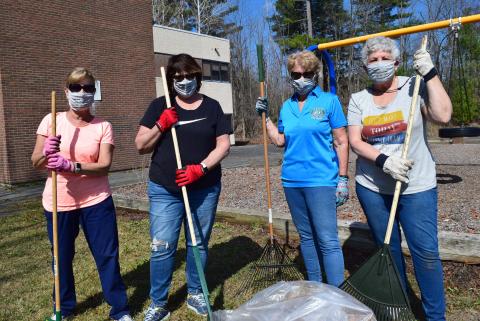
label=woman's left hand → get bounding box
[336,176,349,207]
[175,164,205,187]
[46,154,74,172]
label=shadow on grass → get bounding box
[75,235,264,316]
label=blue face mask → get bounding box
[366,60,396,84]
[290,76,316,96]
[174,78,197,98]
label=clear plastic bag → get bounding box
[213,281,376,321]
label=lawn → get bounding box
[0,199,479,320]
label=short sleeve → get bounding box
[100,121,114,145]
[36,113,51,137]
[328,95,347,129]
[140,97,166,129]
[214,101,233,136]
[277,113,284,134]
[347,95,363,126]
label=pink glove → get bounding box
[46,154,74,172]
[43,135,61,156]
[175,164,205,187]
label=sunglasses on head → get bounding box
[173,73,197,81]
[290,71,316,80]
[68,83,96,93]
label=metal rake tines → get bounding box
[341,281,416,321]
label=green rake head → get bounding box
[340,245,416,321]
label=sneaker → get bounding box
[45,314,70,321]
[116,314,134,321]
[186,293,208,316]
[143,303,170,321]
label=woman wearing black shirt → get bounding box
[135,54,231,321]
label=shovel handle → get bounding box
[384,35,428,244]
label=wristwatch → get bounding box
[74,162,82,174]
[200,162,209,175]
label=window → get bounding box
[202,60,230,82]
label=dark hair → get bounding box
[166,54,202,98]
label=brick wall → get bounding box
[0,1,156,184]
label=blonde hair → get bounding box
[287,50,322,74]
[65,67,95,86]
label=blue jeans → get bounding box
[147,180,220,307]
[283,186,344,286]
[356,184,446,321]
[44,196,130,319]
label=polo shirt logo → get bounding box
[310,107,326,120]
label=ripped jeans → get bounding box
[147,180,220,307]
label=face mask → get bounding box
[290,76,316,96]
[174,78,197,98]
[67,90,94,110]
[366,60,396,84]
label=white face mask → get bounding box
[290,76,316,96]
[366,60,396,84]
[174,78,197,98]
[67,90,94,110]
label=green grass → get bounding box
[0,200,478,320]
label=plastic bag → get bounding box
[213,281,376,321]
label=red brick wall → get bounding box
[0,1,156,183]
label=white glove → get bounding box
[413,49,434,77]
[383,156,414,183]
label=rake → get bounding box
[159,67,213,320]
[237,44,303,296]
[340,36,429,321]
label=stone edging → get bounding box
[113,194,480,264]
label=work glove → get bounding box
[175,164,205,187]
[46,154,74,172]
[382,156,414,183]
[43,135,61,156]
[255,97,269,116]
[336,176,349,207]
[156,107,178,133]
[413,49,434,77]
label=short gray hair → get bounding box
[361,36,400,66]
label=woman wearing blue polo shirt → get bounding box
[255,50,349,286]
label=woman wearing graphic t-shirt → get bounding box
[135,54,231,320]
[347,36,452,321]
[255,50,349,287]
[31,68,132,321]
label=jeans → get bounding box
[283,186,344,286]
[44,196,130,319]
[356,184,446,321]
[147,180,220,307]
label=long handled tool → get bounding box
[160,67,213,320]
[46,91,62,321]
[238,44,303,296]
[340,36,428,321]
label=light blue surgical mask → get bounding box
[366,60,396,84]
[290,76,316,96]
[174,78,197,98]
[67,90,94,110]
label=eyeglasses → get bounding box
[173,73,197,81]
[290,71,316,80]
[68,83,96,93]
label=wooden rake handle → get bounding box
[384,35,428,244]
[257,44,274,241]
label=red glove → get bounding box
[156,108,178,133]
[46,154,74,172]
[175,164,205,187]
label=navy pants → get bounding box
[44,196,130,319]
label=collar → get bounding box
[291,85,322,101]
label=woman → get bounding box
[31,68,133,321]
[135,54,231,321]
[255,50,349,286]
[347,36,452,321]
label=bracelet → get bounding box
[423,67,438,83]
[339,175,348,178]
[375,153,389,168]
[265,117,271,124]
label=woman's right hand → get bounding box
[383,156,414,183]
[255,97,269,116]
[42,135,61,156]
[156,107,178,133]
